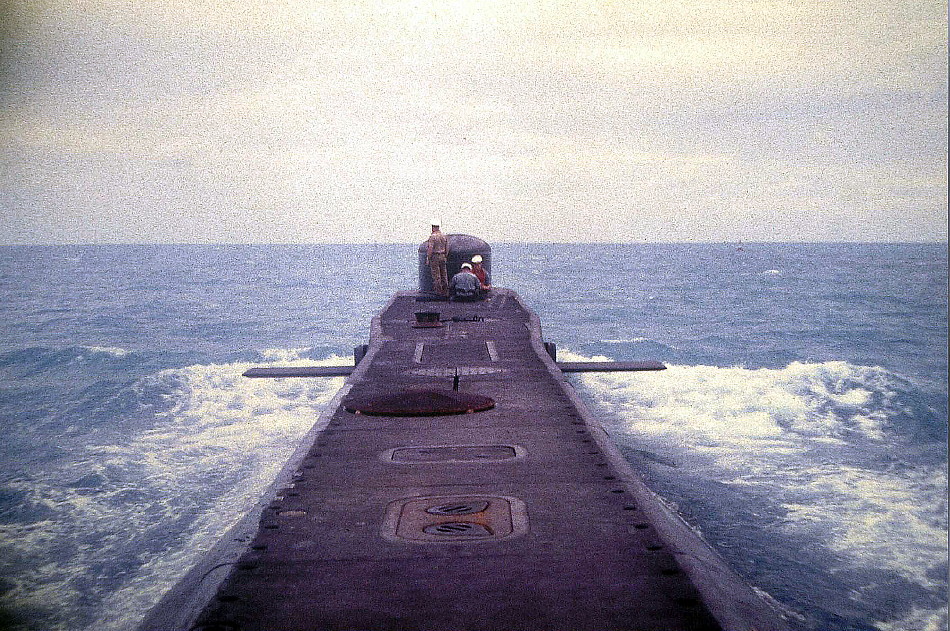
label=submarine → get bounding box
[139,235,795,631]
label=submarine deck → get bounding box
[145,289,788,631]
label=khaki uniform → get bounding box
[426,230,449,296]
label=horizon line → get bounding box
[1,240,948,247]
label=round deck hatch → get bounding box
[342,388,494,416]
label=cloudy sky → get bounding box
[1,0,946,244]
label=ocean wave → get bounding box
[0,346,137,375]
[877,605,949,631]
[577,359,935,445]
[80,346,131,358]
[257,347,313,362]
[558,348,613,363]
[566,352,948,631]
[781,463,948,589]
[0,353,345,631]
[600,337,649,344]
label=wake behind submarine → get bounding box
[139,235,795,631]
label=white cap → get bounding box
[471,255,483,263]
[430,218,441,226]
[461,263,472,270]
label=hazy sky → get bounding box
[1,0,947,244]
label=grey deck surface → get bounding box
[149,290,790,631]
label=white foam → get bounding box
[98,357,344,629]
[783,464,948,590]
[567,352,949,629]
[0,353,345,631]
[601,337,649,344]
[80,346,131,357]
[557,348,613,363]
[257,347,313,362]
[578,360,900,448]
[876,605,949,631]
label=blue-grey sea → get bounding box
[0,243,946,631]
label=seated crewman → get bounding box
[471,255,491,292]
[449,263,482,301]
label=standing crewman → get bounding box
[425,221,449,297]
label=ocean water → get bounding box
[0,243,945,631]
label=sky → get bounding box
[1,0,947,244]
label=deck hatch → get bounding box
[422,341,492,363]
[423,522,493,536]
[342,389,494,416]
[382,495,528,543]
[383,444,525,463]
[425,500,490,515]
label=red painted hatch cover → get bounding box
[342,388,495,416]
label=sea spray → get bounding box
[0,354,344,631]
[565,351,948,631]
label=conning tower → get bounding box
[418,233,491,292]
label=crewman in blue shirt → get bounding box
[449,263,482,301]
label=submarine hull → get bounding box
[139,289,793,631]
